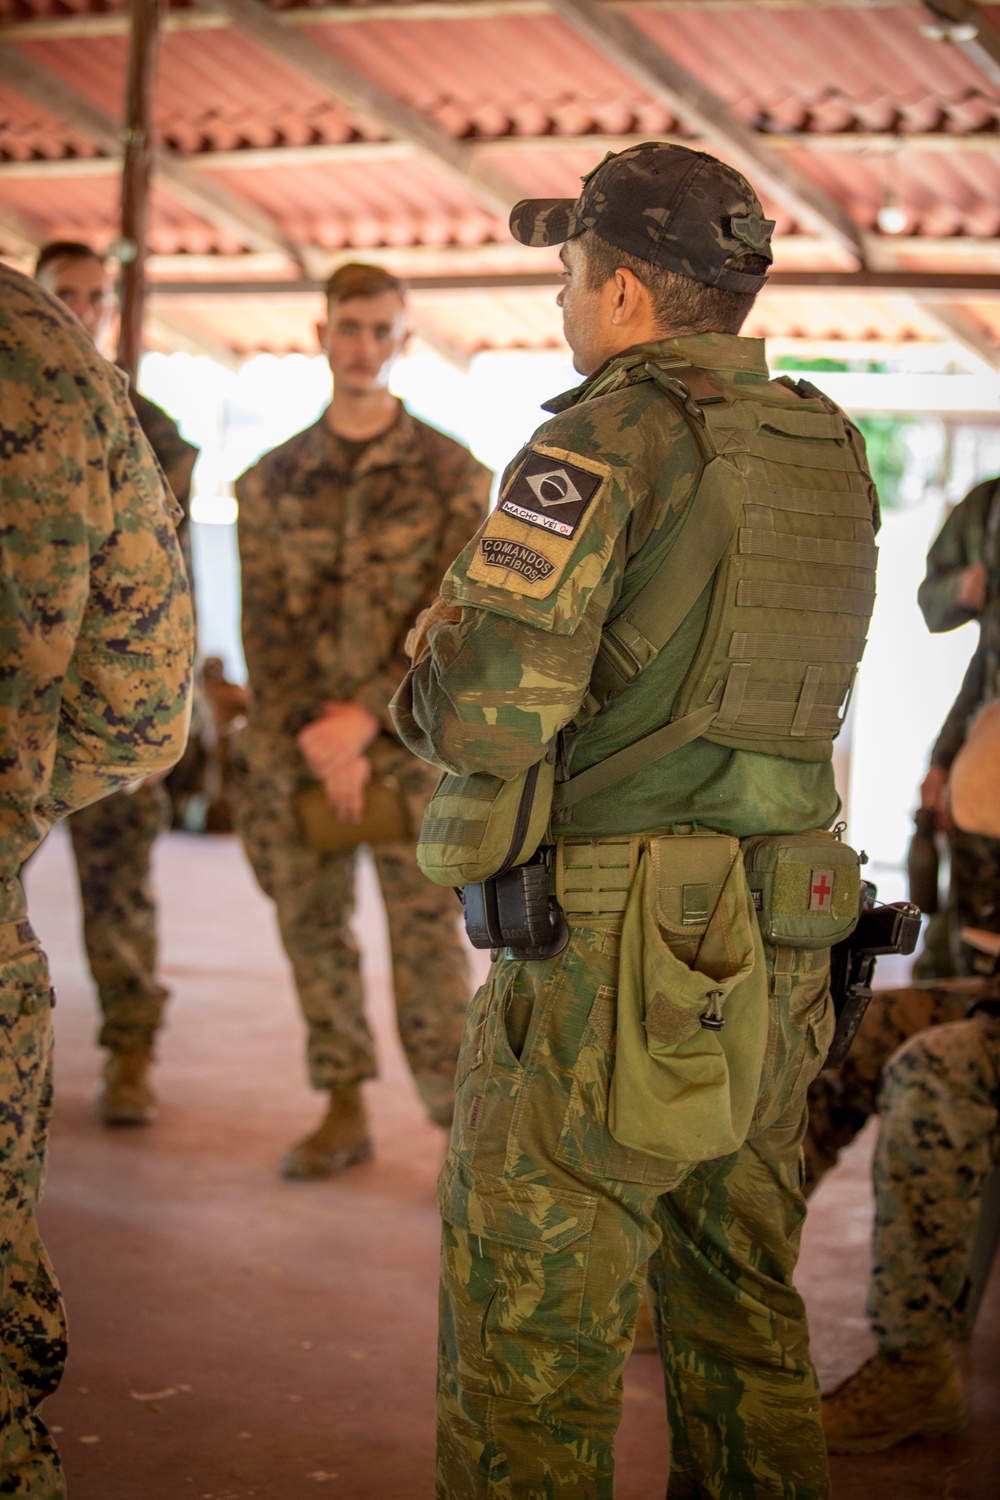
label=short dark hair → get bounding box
[578,231,768,336]
[35,241,105,278]
[324,262,405,308]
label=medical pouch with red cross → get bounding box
[741,830,863,949]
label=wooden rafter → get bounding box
[0,45,305,267]
[195,0,522,218]
[908,297,1000,371]
[922,2,1000,90]
[547,0,862,262]
[0,200,41,256]
[146,270,1000,296]
[2,128,998,186]
[0,2,927,45]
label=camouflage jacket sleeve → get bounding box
[236,461,317,735]
[918,480,998,633]
[391,387,700,776]
[352,442,492,735]
[931,645,987,769]
[1,270,194,861]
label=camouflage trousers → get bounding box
[914,828,1000,980]
[237,734,469,1124]
[0,887,66,1498]
[438,918,835,1499]
[803,980,977,1194]
[869,1013,1000,1351]
[67,782,170,1055]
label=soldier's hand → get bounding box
[322,754,371,824]
[920,763,952,830]
[298,702,379,780]
[957,562,987,613]
[406,596,462,664]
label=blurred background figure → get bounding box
[35,241,199,1126]
[234,262,491,1181]
[913,475,1000,977]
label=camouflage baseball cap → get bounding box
[509,141,774,292]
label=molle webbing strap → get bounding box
[737,528,877,569]
[736,579,874,615]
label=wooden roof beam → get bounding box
[0,46,306,269]
[0,3,924,44]
[3,128,999,186]
[909,297,1000,372]
[195,0,522,218]
[922,2,1000,91]
[548,0,863,264]
[0,200,41,257]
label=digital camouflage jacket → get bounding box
[236,403,491,745]
[0,264,195,875]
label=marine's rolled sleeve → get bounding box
[0,268,195,865]
[236,464,317,736]
[352,444,492,735]
[918,480,997,634]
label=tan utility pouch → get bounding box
[295,775,411,854]
[416,754,555,886]
[609,831,768,1164]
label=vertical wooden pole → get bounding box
[117,0,163,385]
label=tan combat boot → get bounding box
[100,1049,157,1126]
[822,1343,966,1454]
[280,1085,373,1181]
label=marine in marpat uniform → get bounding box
[915,474,1000,975]
[393,143,880,1498]
[0,264,193,1495]
[820,983,1000,1454]
[235,262,491,1180]
[34,242,199,1125]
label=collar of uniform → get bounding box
[543,333,769,414]
[318,398,417,476]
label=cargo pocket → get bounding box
[437,1155,597,1405]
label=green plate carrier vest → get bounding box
[415,363,878,884]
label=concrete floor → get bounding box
[22,828,999,1500]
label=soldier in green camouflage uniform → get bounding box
[0,264,193,1495]
[393,144,880,1499]
[35,243,199,1123]
[236,263,490,1178]
[915,476,1000,976]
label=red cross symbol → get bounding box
[809,869,834,912]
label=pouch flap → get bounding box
[648,832,742,938]
[438,1155,596,1253]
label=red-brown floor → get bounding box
[23,829,999,1500]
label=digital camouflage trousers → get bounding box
[237,734,469,1124]
[0,891,66,1498]
[803,979,977,1194]
[437,918,835,1500]
[67,782,170,1055]
[868,1012,1000,1352]
[914,827,1000,980]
